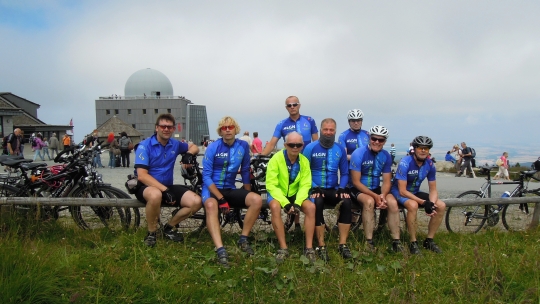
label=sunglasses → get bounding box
[286,103,300,108]
[220,125,235,131]
[286,143,304,148]
[416,146,430,151]
[349,119,363,123]
[370,136,386,143]
[158,125,175,130]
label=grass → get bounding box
[1,216,540,303]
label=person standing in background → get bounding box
[49,133,59,159]
[251,131,263,155]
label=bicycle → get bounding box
[445,165,540,233]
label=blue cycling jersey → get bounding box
[202,138,250,190]
[337,129,370,155]
[134,135,189,185]
[303,141,348,189]
[349,146,392,190]
[272,115,318,148]
[283,149,301,183]
[391,155,436,194]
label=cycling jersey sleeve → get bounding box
[338,144,349,188]
[272,120,284,140]
[176,140,189,155]
[427,160,436,182]
[309,117,318,135]
[239,141,251,184]
[337,132,346,147]
[301,142,316,187]
[395,157,410,181]
[134,142,150,169]
[202,143,217,188]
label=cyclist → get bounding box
[265,131,316,264]
[303,118,352,260]
[261,95,318,230]
[337,109,369,160]
[202,116,263,268]
[349,125,403,252]
[390,136,446,254]
[134,113,202,247]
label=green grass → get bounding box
[1,218,540,303]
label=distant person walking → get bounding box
[390,143,397,165]
[455,142,474,178]
[32,133,46,161]
[18,131,25,156]
[493,152,510,180]
[63,134,71,152]
[251,132,263,155]
[42,137,52,160]
[49,133,59,159]
[107,132,119,168]
[7,128,21,156]
[119,131,132,168]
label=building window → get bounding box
[128,109,132,115]
[154,109,158,114]
[115,109,119,115]
[132,124,136,128]
[143,109,147,114]
[167,109,171,113]
[106,110,110,115]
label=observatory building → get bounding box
[95,68,209,142]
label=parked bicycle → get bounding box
[445,165,539,233]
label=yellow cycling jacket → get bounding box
[265,150,312,207]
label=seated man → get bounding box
[266,131,316,264]
[134,113,202,247]
[303,118,352,261]
[350,125,403,252]
[202,116,263,268]
[390,136,446,254]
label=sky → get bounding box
[1,0,539,165]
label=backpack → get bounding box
[31,136,37,147]
[470,147,476,158]
[2,134,11,149]
[119,137,131,149]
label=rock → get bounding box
[435,161,454,172]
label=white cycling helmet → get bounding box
[347,109,364,120]
[368,125,389,138]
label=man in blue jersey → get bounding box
[202,116,263,268]
[134,114,202,247]
[261,95,318,230]
[261,96,318,155]
[390,136,446,255]
[338,109,370,161]
[349,126,403,253]
[303,118,353,261]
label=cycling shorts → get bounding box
[135,184,192,207]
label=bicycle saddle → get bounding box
[1,158,33,167]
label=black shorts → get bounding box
[350,186,381,199]
[209,188,251,208]
[318,188,344,206]
[135,184,192,207]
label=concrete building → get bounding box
[0,92,73,144]
[95,68,210,143]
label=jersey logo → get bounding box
[283,125,295,131]
[312,152,326,157]
[215,152,228,158]
[408,170,419,175]
[362,160,373,166]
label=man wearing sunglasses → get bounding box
[338,109,370,161]
[390,136,446,255]
[265,132,316,264]
[349,125,403,253]
[303,118,353,261]
[261,96,318,155]
[202,116,263,268]
[134,114,202,248]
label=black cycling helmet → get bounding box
[411,136,433,149]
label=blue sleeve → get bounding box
[240,142,251,184]
[382,151,392,173]
[395,158,409,181]
[272,121,283,139]
[337,132,346,147]
[427,161,437,181]
[134,142,150,167]
[202,143,216,187]
[338,145,349,188]
[302,143,313,163]
[310,118,318,135]
[349,148,362,172]
[176,140,189,155]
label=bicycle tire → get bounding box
[219,208,243,232]
[0,184,61,221]
[100,186,141,229]
[69,185,128,230]
[501,191,537,231]
[445,190,488,233]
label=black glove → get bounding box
[423,200,435,214]
[162,188,177,205]
[311,187,323,196]
[181,153,195,164]
[218,197,230,213]
[336,188,348,197]
[284,203,300,214]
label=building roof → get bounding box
[124,68,174,97]
[96,115,144,138]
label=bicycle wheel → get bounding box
[501,192,537,231]
[100,186,141,229]
[69,185,128,230]
[159,206,206,234]
[445,191,488,233]
[219,208,244,233]
[0,184,61,221]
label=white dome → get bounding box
[124,68,174,97]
